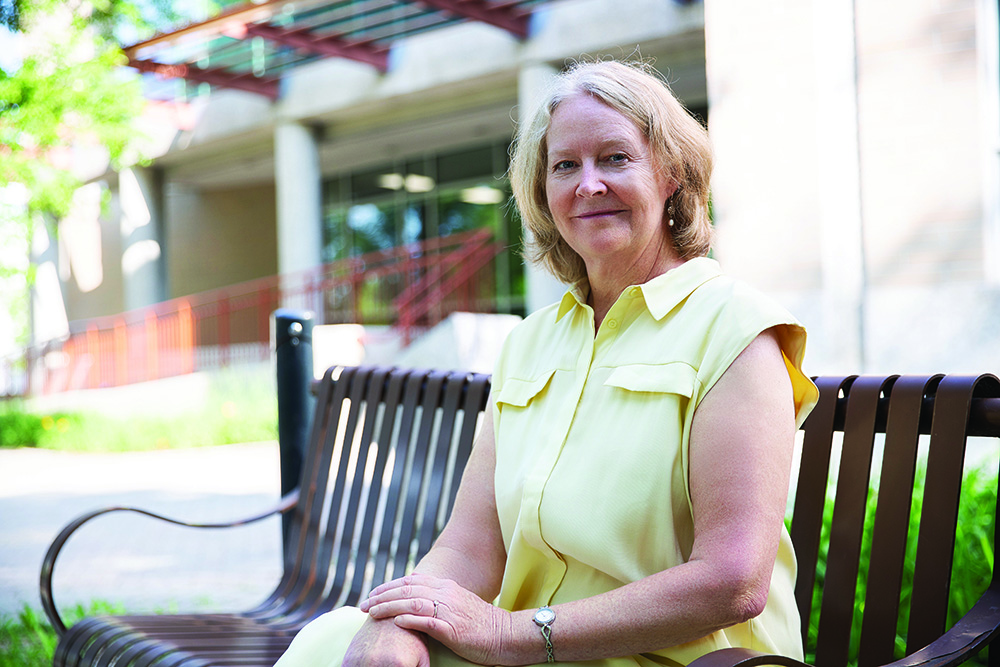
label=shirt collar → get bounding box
[554,257,722,322]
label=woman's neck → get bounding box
[586,246,685,331]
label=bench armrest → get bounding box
[688,587,1000,667]
[39,489,300,635]
[883,588,1000,667]
[687,648,810,667]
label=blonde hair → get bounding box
[509,59,714,285]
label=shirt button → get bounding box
[607,319,619,330]
[630,287,641,297]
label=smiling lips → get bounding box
[575,208,626,219]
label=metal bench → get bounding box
[41,365,491,667]
[40,371,1000,667]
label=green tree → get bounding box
[0,0,175,350]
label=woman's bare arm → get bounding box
[413,403,507,600]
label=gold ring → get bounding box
[432,600,439,618]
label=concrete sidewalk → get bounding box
[0,442,285,619]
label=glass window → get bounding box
[437,146,494,183]
[322,140,525,316]
[352,167,401,200]
[347,202,397,254]
[322,208,350,263]
[438,187,500,236]
[402,203,426,245]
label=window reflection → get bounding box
[347,203,396,254]
[402,204,425,245]
[322,141,524,317]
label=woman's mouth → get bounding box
[575,209,625,219]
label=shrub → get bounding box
[0,404,78,448]
[0,369,277,452]
[0,406,45,448]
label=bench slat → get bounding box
[815,376,893,667]
[791,375,854,640]
[858,375,937,667]
[345,366,405,604]
[908,375,1000,652]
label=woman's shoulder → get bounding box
[683,268,802,331]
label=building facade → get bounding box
[34,0,1000,379]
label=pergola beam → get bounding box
[123,0,295,57]
[414,0,529,38]
[244,23,389,71]
[128,58,281,100]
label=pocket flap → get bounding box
[495,369,557,407]
[604,363,696,396]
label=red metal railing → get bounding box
[6,230,501,397]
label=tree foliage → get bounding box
[0,0,180,350]
[0,0,160,220]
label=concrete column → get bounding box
[978,0,1000,286]
[29,215,69,392]
[705,0,864,373]
[30,216,69,346]
[812,0,866,370]
[120,167,167,309]
[275,120,323,283]
[518,63,568,314]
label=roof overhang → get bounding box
[123,0,544,100]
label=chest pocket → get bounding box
[603,362,697,397]
[494,368,557,409]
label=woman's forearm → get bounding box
[495,555,771,665]
[413,539,505,602]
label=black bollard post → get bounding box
[273,308,314,566]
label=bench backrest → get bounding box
[795,374,1000,667]
[265,366,490,623]
[271,368,1000,666]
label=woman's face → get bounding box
[545,93,676,276]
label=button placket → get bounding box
[518,307,594,593]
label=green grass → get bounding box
[0,602,124,667]
[0,370,277,452]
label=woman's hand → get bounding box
[361,573,515,665]
[342,617,430,667]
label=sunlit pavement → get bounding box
[0,442,285,619]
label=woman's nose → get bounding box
[575,164,607,197]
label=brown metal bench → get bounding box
[40,371,1000,667]
[40,365,491,667]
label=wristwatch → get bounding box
[533,606,556,663]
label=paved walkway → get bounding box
[0,442,284,620]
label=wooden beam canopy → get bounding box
[415,0,530,38]
[128,58,281,100]
[122,0,543,99]
[244,23,389,71]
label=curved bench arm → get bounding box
[39,489,300,635]
[883,588,1000,667]
[688,588,1000,667]
[687,648,810,667]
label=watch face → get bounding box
[534,607,556,625]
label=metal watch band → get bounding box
[533,606,556,663]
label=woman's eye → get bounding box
[607,153,628,164]
[553,160,576,171]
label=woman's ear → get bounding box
[662,174,679,200]
[663,175,680,204]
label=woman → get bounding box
[275,59,818,667]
